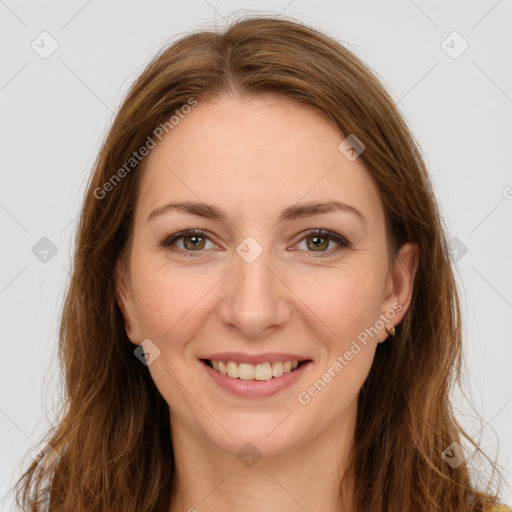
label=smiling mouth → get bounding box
[201,358,310,381]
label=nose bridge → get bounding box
[219,237,291,336]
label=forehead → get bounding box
[135,94,384,228]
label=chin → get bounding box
[199,412,307,461]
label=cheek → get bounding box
[299,264,384,344]
[296,272,382,417]
[130,258,212,342]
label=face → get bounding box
[116,93,418,459]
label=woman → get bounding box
[13,15,509,512]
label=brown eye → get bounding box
[295,229,350,256]
[306,234,330,251]
[181,234,206,250]
[161,229,215,256]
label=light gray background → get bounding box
[1,0,511,508]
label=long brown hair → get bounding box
[12,15,507,512]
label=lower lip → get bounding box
[201,360,312,398]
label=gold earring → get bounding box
[385,324,395,336]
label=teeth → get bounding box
[272,361,283,377]
[238,363,255,380]
[208,359,302,381]
[254,363,272,381]
[226,361,238,378]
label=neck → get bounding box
[168,402,357,512]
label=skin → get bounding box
[115,93,419,512]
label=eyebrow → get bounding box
[146,199,367,225]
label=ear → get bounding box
[377,242,419,342]
[114,256,141,345]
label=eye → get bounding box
[293,229,350,257]
[160,228,350,257]
[161,229,217,257]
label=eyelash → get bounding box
[160,229,351,258]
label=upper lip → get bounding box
[200,352,311,365]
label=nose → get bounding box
[217,242,292,338]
